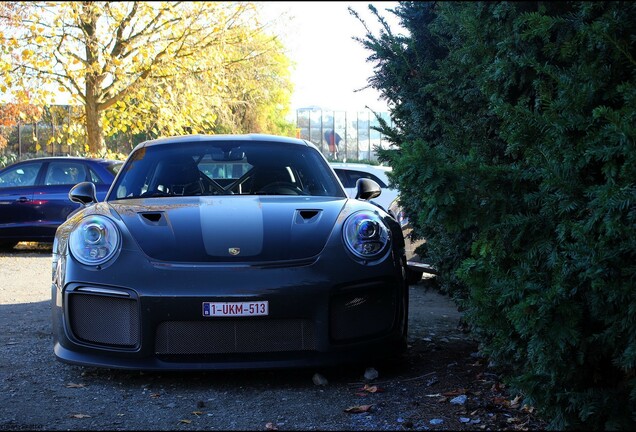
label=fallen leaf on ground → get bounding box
[522,404,535,413]
[65,383,86,388]
[493,396,509,406]
[344,404,373,414]
[265,422,278,430]
[359,384,383,393]
[70,414,91,419]
[150,393,161,398]
[491,382,505,391]
[192,411,203,416]
[510,395,522,408]
[178,419,191,424]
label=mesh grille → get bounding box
[68,294,139,347]
[155,319,315,355]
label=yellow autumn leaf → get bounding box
[1,2,294,152]
[344,404,373,414]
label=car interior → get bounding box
[113,142,345,199]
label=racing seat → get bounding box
[251,166,293,193]
[151,157,202,196]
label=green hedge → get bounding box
[361,1,636,429]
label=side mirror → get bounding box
[355,178,381,201]
[69,181,98,206]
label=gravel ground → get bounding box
[0,242,546,431]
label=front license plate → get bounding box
[202,301,269,317]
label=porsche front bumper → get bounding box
[52,247,408,371]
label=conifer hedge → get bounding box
[359,1,636,429]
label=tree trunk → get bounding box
[85,80,105,155]
[82,3,106,156]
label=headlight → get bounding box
[343,210,390,259]
[69,215,121,266]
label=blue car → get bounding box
[0,156,122,249]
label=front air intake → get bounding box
[155,319,315,354]
[68,293,140,348]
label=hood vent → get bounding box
[295,209,321,224]
[139,212,165,225]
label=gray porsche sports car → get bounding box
[51,134,409,370]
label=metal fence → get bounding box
[1,105,393,163]
[0,104,142,160]
[1,122,74,158]
[295,108,393,162]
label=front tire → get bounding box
[406,269,423,285]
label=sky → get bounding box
[259,1,402,113]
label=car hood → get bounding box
[107,196,347,262]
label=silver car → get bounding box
[330,162,398,216]
[388,198,438,285]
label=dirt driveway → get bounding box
[0,242,545,431]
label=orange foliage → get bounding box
[0,103,43,127]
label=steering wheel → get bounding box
[140,189,171,198]
[140,180,202,197]
[257,181,305,195]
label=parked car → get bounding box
[388,198,438,285]
[52,134,409,371]
[0,157,122,249]
[330,162,398,216]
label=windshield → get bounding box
[108,140,346,199]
